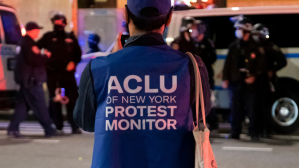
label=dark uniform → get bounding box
[171,35,196,54]
[8,35,56,137]
[38,30,82,132]
[263,40,287,84]
[261,40,287,136]
[223,38,268,139]
[194,37,218,132]
[194,37,217,90]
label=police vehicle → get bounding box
[0,3,24,109]
[166,5,299,133]
[78,6,299,133]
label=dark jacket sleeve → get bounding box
[207,39,217,65]
[37,33,47,49]
[70,32,82,64]
[190,55,211,122]
[271,44,287,72]
[24,42,48,67]
[222,46,233,81]
[73,61,96,132]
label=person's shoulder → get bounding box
[22,36,33,45]
[192,54,205,68]
[40,31,54,38]
[228,39,239,48]
[66,31,77,39]
[158,44,190,58]
[206,38,215,48]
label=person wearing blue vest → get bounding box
[73,0,211,167]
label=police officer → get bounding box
[73,0,211,167]
[191,19,217,89]
[252,23,287,86]
[87,33,101,54]
[190,19,219,133]
[171,17,196,53]
[223,17,268,141]
[8,22,56,138]
[252,23,287,138]
[38,13,82,134]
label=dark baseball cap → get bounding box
[25,22,43,31]
[127,0,172,19]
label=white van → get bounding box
[78,6,299,133]
[0,4,23,109]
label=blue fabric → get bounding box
[90,44,195,168]
[127,0,172,19]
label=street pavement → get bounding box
[0,122,298,168]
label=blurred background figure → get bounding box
[252,23,287,138]
[8,22,56,138]
[223,16,268,141]
[191,19,217,90]
[191,18,219,134]
[38,13,82,135]
[171,17,196,53]
[87,33,101,54]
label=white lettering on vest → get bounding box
[108,76,123,94]
[160,75,177,93]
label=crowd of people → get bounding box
[7,13,83,138]
[172,15,287,141]
[6,6,287,144]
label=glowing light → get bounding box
[70,22,74,29]
[171,0,175,6]
[266,35,270,39]
[189,29,192,33]
[231,7,240,11]
[183,0,191,6]
[202,0,208,2]
[21,25,26,36]
[166,37,174,43]
[191,0,197,2]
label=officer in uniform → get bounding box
[8,22,56,138]
[190,19,219,133]
[191,19,217,90]
[38,13,82,134]
[252,23,287,138]
[73,0,211,167]
[87,33,101,54]
[223,17,268,141]
[171,17,196,53]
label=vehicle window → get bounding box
[194,14,299,49]
[0,10,22,45]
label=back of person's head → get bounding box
[126,0,173,32]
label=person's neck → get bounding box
[26,34,36,40]
[129,24,165,37]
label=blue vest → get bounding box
[90,44,195,168]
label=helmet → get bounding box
[194,19,206,34]
[51,13,67,25]
[181,17,206,34]
[181,17,196,27]
[252,23,270,39]
[231,15,253,31]
[180,23,192,32]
